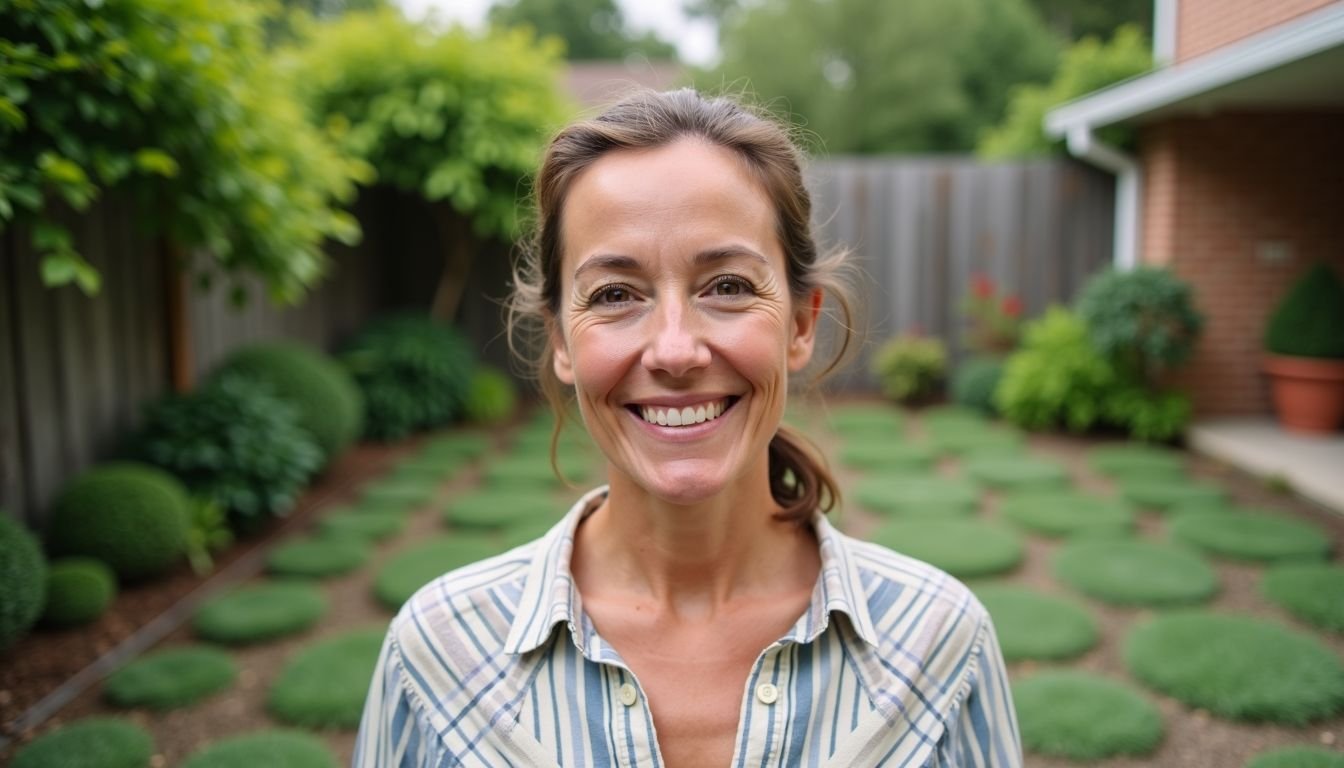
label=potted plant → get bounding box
[1263,263,1344,433]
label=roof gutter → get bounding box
[1063,125,1141,271]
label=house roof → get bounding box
[1046,2,1344,136]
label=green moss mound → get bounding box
[838,441,936,472]
[41,558,116,628]
[998,491,1134,537]
[974,585,1097,661]
[0,513,47,648]
[268,629,384,729]
[12,717,154,768]
[359,476,440,511]
[444,491,556,530]
[317,509,404,542]
[869,520,1023,578]
[47,463,190,581]
[417,432,490,463]
[502,519,560,549]
[963,456,1070,491]
[928,428,1023,456]
[1263,563,1344,633]
[1247,746,1344,768]
[182,729,337,768]
[1171,508,1331,563]
[921,405,990,431]
[266,536,368,579]
[482,453,592,489]
[1054,538,1217,606]
[214,342,364,462]
[826,405,906,437]
[853,477,980,517]
[1125,611,1344,724]
[374,536,499,610]
[194,582,328,645]
[1120,478,1225,512]
[1088,444,1185,479]
[1013,671,1164,761]
[104,645,236,710]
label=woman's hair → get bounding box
[508,88,858,523]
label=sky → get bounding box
[394,0,720,65]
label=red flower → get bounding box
[971,273,994,300]
[1001,295,1022,318]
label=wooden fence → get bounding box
[0,158,1114,528]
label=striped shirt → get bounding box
[354,486,1021,767]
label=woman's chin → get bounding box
[622,460,732,506]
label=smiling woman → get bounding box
[354,89,1022,767]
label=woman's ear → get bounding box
[787,288,823,372]
[550,320,575,385]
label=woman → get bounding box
[354,89,1020,767]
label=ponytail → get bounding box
[768,423,841,523]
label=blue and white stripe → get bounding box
[354,486,1021,766]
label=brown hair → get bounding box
[508,88,858,523]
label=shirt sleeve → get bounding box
[352,630,430,768]
[942,618,1023,767]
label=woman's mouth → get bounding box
[629,396,739,427]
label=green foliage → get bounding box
[213,342,365,462]
[0,0,365,300]
[1054,538,1218,606]
[0,513,47,648]
[183,729,338,768]
[1013,671,1164,761]
[980,25,1151,157]
[871,334,947,404]
[1262,563,1344,633]
[194,581,327,645]
[465,366,519,425]
[104,646,237,710]
[826,404,907,436]
[287,9,570,239]
[47,463,190,581]
[996,307,1115,430]
[373,536,499,610]
[317,509,404,542]
[266,536,369,579]
[489,0,676,60]
[1077,267,1204,383]
[12,718,154,768]
[961,274,1023,354]
[342,314,477,440]
[184,496,234,576]
[134,375,322,528]
[1247,747,1344,768]
[268,628,385,729]
[41,558,116,628]
[1119,478,1225,511]
[974,585,1097,661]
[1088,443,1184,479]
[1264,263,1344,359]
[962,456,1071,491]
[869,520,1023,578]
[1125,611,1344,724]
[444,491,556,530]
[1171,509,1331,563]
[838,441,936,472]
[998,490,1134,537]
[1102,385,1192,442]
[950,357,1004,414]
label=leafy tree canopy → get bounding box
[489,0,677,61]
[1024,0,1151,43]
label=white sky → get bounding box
[394,0,720,66]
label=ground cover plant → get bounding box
[973,585,1098,661]
[1247,746,1344,768]
[1171,508,1332,563]
[11,717,154,768]
[1012,671,1164,761]
[443,490,557,530]
[316,509,405,542]
[1120,477,1226,511]
[103,646,237,711]
[998,490,1134,537]
[267,629,385,729]
[837,440,936,472]
[1262,563,1344,633]
[266,536,370,579]
[373,536,503,610]
[962,456,1070,491]
[1088,443,1185,479]
[1054,538,1218,606]
[182,729,337,768]
[853,476,980,517]
[868,519,1024,578]
[193,582,328,645]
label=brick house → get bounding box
[1045,1,1344,418]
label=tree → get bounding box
[1024,0,1151,42]
[488,0,677,60]
[704,0,1059,154]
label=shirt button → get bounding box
[756,683,779,705]
[619,683,639,707]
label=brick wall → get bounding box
[1176,0,1338,62]
[1139,112,1344,415]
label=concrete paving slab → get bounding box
[1190,418,1344,515]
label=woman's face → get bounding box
[552,138,820,506]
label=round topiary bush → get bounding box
[1264,263,1344,360]
[1262,563,1344,633]
[444,491,556,530]
[1120,478,1226,512]
[373,536,500,610]
[47,463,190,582]
[41,558,116,628]
[1246,746,1344,768]
[104,645,237,710]
[853,477,981,518]
[0,513,47,648]
[1088,443,1184,479]
[12,717,154,768]
[1125,611,1344,723]
[268,628,385,729]
[183,729,338,768]
[998,491,1134,537]
[1171,508,1331,563]
[1013,671,1164,761]
[266,536,368,579]
[950,357,1004,415]
[1076,266,1203,384]
[1054,538,1218,606]
[317,509,404,542]
[464,365,518,425]
[838,441,936,472]
[963,456,1071,491]
[194,581,328,645]
[974,585,1097,661]
[869,520,1023,578]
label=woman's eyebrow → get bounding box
[693,246,768,267]
[574,254,640,280]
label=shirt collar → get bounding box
[502,486,879,656]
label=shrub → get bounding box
[0,513,47,648]
[342,314,476,440]
[1265,262,1344,359]
[268,629,385,729]
[996,308,1115,431]
[47,463,190,581]
[1012,671,1164,761]
[1077,266,1203,384]
[465,366,518,425]
[950,356,1004,414]
[1103,384,1192,442]
[185,496,234,576]
[133,375,322,529]
[41,558,116,628]
[870,334,946,404]
[104,646,237,710]
[12,718,154,768]
[183,729,337,768]
[213,342,364,462]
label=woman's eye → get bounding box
[592,285,632,305]
[711,277,751,297]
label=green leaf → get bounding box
[134,148,179,177]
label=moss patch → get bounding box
[1125,611,1344,724]
[1120,479,1226,511]
[963,456,1070,491]
[183,729,337,768]
[869,520,1023,578]
[1054,538,1218,607]
[853,477,980,518]
[1246,747,1344,768]
[359,477,440,510]
[444,491,557,530]
[1262,563,1344,633]
[974,585,1097,661]
[193,582,327,645]
[316,509,404,542]
[1171,508,1331,563]
[998,491,1134,537]
[268,629,385,729]
[266,536,369,579]
[826,405,907,437]
[374,536,500,610]
[1088,444,1185,479]
[929,428,1024,456]
[12,717,154,768]
[104,645,236,710]
[1013,671,1164,761]
[838,441,936,472]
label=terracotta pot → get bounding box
[1263,355,1344,434]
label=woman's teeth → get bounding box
[639,399,729,427]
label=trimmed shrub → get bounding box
[1077,266,1203,383]
[41,558,116,628]
[1013,671,1164,761]
[1054,538,1218,606]
[1171,508,1331,563]
[104,646,237,710]
[870,334,946,404]
[266,536,368,579]
[1262,563,1344,633]
[12,718,154,768]
[1120,478,1225,512]
[374,537,499,610]
[465,365,518,425]
[1125,612,1344,723]
[193,582,328,645]
[975,585,1097,661]
[853,477,980,518]
[0,513,47,648]
[1247,747,1344,768]
[962,456,1070,491]
[869,520,1023,578]
[444,492,557,530]
[1265,263,1344,359]
[133,375,322,529]
[183,729,337,768]
[950,357,1004,415]
[341,314,475,440]
[268,629,385,729]
[999,491,1134,537]
[213,342,364,462]
[47,463,190,581]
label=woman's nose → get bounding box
[641,300,711,377]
